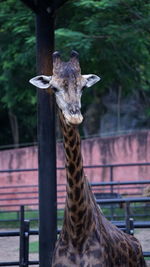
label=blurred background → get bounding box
[0,0,150,266]
[0,0,150,147]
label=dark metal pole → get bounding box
[129,218,134,236]
[19,206,25,267]
[110,166,114,220]
[110,166,114,194]
[19,206,30,267]
[125,202,131,235]
[36,10,57,267]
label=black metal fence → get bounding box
[0,162,150,209]
[0,163,150,266]
[0,197,150,266]
[0,179,150,223]
[0,206,39,267]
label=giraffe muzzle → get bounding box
[69,105,80,115]
[66,114,83,125]
[65,105,83,125]
[63,108,83,126]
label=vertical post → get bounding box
[19,206,30,267]
[110,166,114,194]
[24,220,30,267]
[125,202,131,234]
[19,206,25,267]
[129,218,134,236]
[36,10,57,267]
[110,166,114,220]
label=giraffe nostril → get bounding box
[69,107,80,115]
[68,104,80,115]
[70,109,75,115]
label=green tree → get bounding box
[0,0,150,146]
[55,0,150,134]
[0,0,36,146]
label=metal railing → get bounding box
[0,162,150,184]
[0,179,150,222]
[0,163,150,266]
[0,197,150,266]
[0,206,39,267]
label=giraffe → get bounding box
[30,51,146,267]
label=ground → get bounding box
[0,229,149,267]
[0,229,39,267]
[135,229,150,266]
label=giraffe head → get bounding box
[29,51,100,125]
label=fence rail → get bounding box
[0,199,150,266]
[0,180,150,203]
[0,179,150,221]
[0,163,150,265]
[1,161,150,172]
[0,162,150,210]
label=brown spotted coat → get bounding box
[52,111,146,267]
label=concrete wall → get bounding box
[0,131,150,209]
[0,146,38,209]
[82,131,150,182]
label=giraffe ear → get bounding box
[29,75,52,89]
[82,74,101,88]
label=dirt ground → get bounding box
[0,229,39,267]
[135,229,150,266]
[0,229,149,267]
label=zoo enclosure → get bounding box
[0,162,150,211]
[0,197,150,266]
[0,179,150,224]
[0,162,150,266]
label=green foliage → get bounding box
[0,0,150,145]
[0,0,36,145]
[55,0,150,132]
[56,0,150,93]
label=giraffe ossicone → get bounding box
[29,51,100,125]
[30,51,146,267]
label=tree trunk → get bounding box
[8,109,19,148]
[117,85,122,132]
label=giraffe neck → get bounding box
[59,110,95,244]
